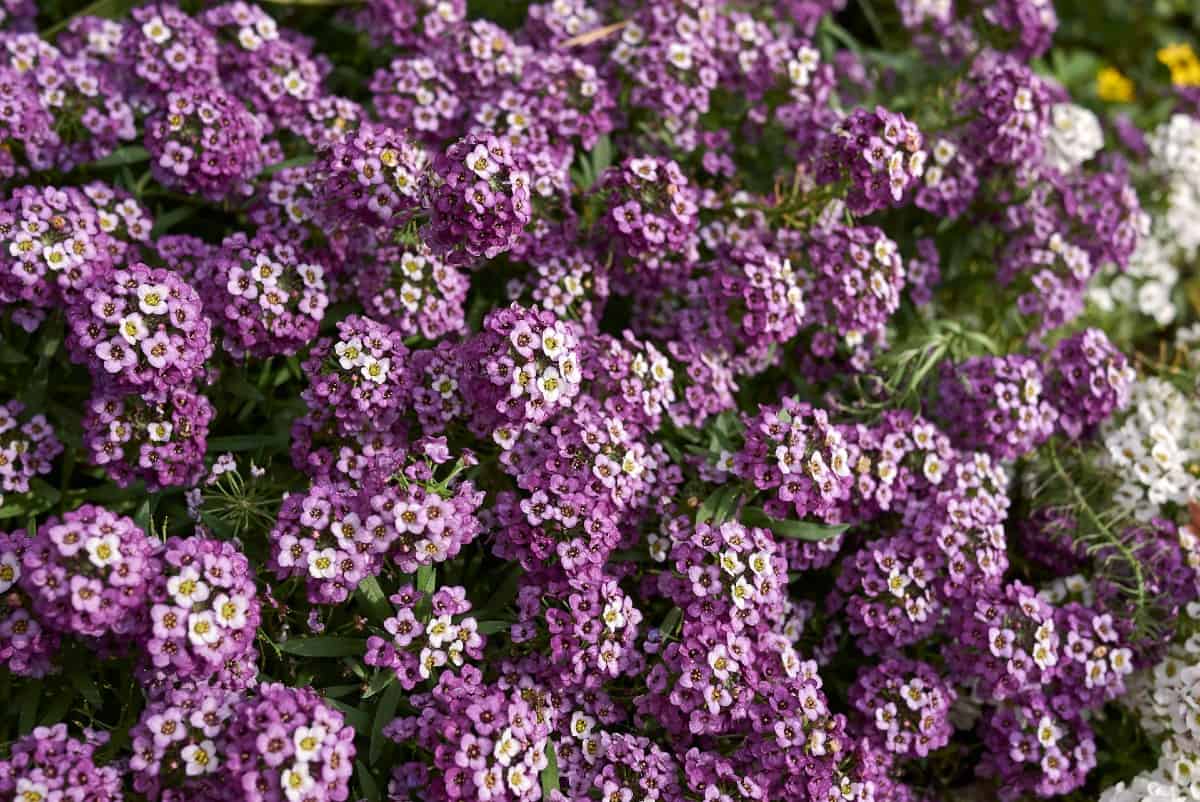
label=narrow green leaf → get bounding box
[477,620,510,635]
[40,686,75,726]
[697,485,740,525]
[133,498,153,534]
[69,668,103,707]
[741,507,849,542]
[18,680,41,734]
[262,155,316,176]
[416,565,436,595]
[659,606,683,638]
[326,700,371,736]
[540,741,560,798]
[369,681,404,764]
[90,145,149,168]
[356,576,392,624]
[150,205,197,237]
[277,636,365,657]
[320,684,362,699]
[362,670,396,699]
[207,433,289,452]
[357,759,382,802]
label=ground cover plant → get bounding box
[0,0,1199,800]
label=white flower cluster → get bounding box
[1044,103,1104,173]
[1150,115,1200,260]
[1090,230,1179,326]
[1102,378,1200,520]
[1101,601,1200,802]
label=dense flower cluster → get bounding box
[20,504,161,639]
[0,2,1198,802]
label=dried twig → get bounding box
[562,20,628,48]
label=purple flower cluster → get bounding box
[0,725,122,802]
[937,354,1057,460]
[424,132,532,267]
[312,121,427,234]
[0,529,60,677]
[222,682,356,802]
[1045,328,1134,439]
[365,584,485,690]
[83,386,214,490]
[850,658,956,757]
[67,261,212,392]
[357,247,468,341]
[145,536,260,681]
[0,399,61,501]
[144,86,267,201]
[201,228,329,358]
[595,156,699,274]
[816,106,926,214]
[19,504,161,639]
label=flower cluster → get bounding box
[83,386,214,490]
[0,399,61,505]
[365,584,485,689]
[0,725,123,802]
[144,86,267,201]
[357,247,468,341]
[850,658,956,757]
[595,155,699,274]
[424,132,533,267]
[937,355,1057,460]
[1044,328,1134,439]
[145,536,260,681]
[67,261,213,392]
[222,682,356,802]
[816,106,926,214]
[0,529,60,677]
[19,504,161,639]
[201,228,329,358]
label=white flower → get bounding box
[182,740,218,776]
[187,611,221,646]
[493,728,521,766]
[1036,715,1062,748]
[307,548,338,579]
[541,327,566,360]
[237,27,263,50]
[536,367,563,403]
[118,313,149,344]
[466,144,499,180]
[0,550,19,593]
[213,593,249,629]
[85,534,122,569]
[360,356,390,384]
[335,338,363,370]
[281,763,314,802]
[293,725,328,761]
[601,600,626,631]
[168,567,210,606]
[16,779,51,802]
[666,41,693,70]
[506,764,533,795]
[142,16,172,44]
[148,421,173,443]
[137,283,170,315]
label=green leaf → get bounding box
[133,498,153,534]
[40,686,75,726]
[362,671,395,699]
[89,145,150,168]
[741,507,850,541]
[320,683,361,699]
[262,155,316,176]
[416,565,436,595]
[150,206,197,237]
[659,606,683,638]
[590,134,613,177]
[18,680,41,734]
[326,700,371,736]
[370,681,404,764]
[357,759,382,802]
[540,741,560,799]
[697,485,740,525]
[356,576,392,624]
[277,636,365,657]
[69,668,103,707]
[207,433,289,452]
[477,620,510,635]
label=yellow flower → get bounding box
[1097,67,1135,103]
[1158,43,1200,86]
